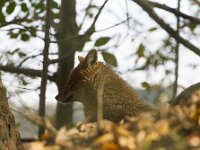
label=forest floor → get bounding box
[22,99,200,150]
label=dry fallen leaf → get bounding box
[188,134,200,147]
[155,119,169,135]
[101,142,120,150]
[136,130,146,143]
[30,142,60,150]
[92,133,114,146]
[118,136,136,150]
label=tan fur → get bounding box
[55,49,151,122]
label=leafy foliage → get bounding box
[102,51,118,67]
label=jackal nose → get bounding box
[55,94,59,100]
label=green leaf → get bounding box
[6,2,16,14]
[95,37,110,46]
[136,43,145,57]
[0,11,5,21]
[148,27,157,32]
[10,32,18,39]
[8,48,20,55]
[52,0,59,9]
[21,3,28,12]
[0,0,6,6]
[102,51,117,67]
[30,29,36,37]
[165,69,172,75]
[0,0,7,20]
[0,0,6,21]
[20,77,28,86]
[52,12,59,19]
[21,33,30,41]
[141,81,150,90]
[188,22,197,31]
[88,12,93,18]
[35,1,44,10]
[18,52,26,57]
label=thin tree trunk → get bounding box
[172,0,181,101]
[0,71,24,150]
[55,0,78,128]
[38,0,51,137]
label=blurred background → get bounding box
[0,0,199,138]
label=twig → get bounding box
[11,108,57,136]
[125,0,130,29]
[17,52,43,68]
[48,50,74,64]
[96,17,132,33]
[149,1,200,24]
[38,0,51,137]
[49,15,129,47]
[133,0,200,56]
[78,0,93,31]
[85,0,109,35]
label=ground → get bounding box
[23,99,200,150]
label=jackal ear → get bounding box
[78,56,85,62]
[85,49,98,68]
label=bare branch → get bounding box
[78,0,93,31]
[149,1,200,24]
[48,50,74,64]
[0,64,55,82]
[0,18,29,28]
[17,53,43,68]
[49,18,131,65]
[85,0,109,35]
[133,0,200,56]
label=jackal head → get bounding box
[55,49,102,103]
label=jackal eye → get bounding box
[68,80,73,85]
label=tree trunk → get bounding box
[55,0,78,129]
[0,71,24,150]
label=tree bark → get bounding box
[0,71,24,150]
[55,0,78,128]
